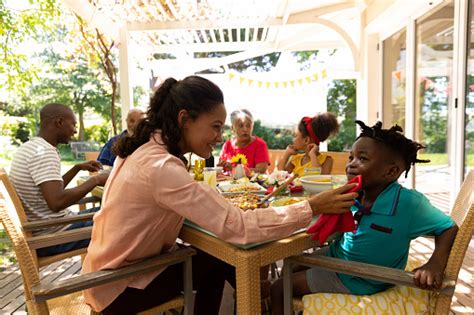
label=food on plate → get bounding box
[224,193,263,210]
[227,185,263,193]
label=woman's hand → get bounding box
[217,160,233,172]
[308,183,358,215]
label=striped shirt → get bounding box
[9,137,72,235]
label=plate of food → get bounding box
[223,192,267,211]
[217,179,267,194]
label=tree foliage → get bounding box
[25,46,110,141]
[419,77,448,153]
[0,0,59,95]
[327,79,357,151]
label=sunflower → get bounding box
[230,153,248,165]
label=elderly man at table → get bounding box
[9,103,109,257]
[97,108,145,167]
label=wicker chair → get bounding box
[283,170,473,315]
[0,186,196,315]
[0,168,99,268]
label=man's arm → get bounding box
[62,161,103,187]
[413,225,458,289]
[40,173,109,212]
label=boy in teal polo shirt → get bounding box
[271,121,458,314]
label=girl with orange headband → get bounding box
[277,112,339,176]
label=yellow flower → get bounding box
[230,153,248,165]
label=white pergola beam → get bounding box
[118,27,133,130]
[62,0,120,41]
[127,17,283,32]
[148,41,274,53]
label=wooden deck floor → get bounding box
[0,192,473,314]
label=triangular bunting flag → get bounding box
[248,79,254,86]
[313,73,319,81]
[305,76,311,83]
[321,69,327,78]
[239,77,245,84]
[290,80,295,87]
[274,82,280,88]
[298,79,303,85]
[258,81,263,88]
[266,82,271,88]
[229,73,235,80]
[282,82,288,88]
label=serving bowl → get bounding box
[299,175,333,194]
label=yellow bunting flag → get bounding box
[227,69,327,88]
[321,69,327,78]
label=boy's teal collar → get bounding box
[368,181,402,216]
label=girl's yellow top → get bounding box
[290,153,328,177]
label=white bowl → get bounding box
[299,175,333,194]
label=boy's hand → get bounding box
[413,260,445,289]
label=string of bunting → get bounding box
[227,69,328,89]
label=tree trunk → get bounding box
[111,80,117,135]
[78,108,85,141]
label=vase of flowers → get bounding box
[265,170,291,195]
[230,153,248,180]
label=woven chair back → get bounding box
[435,170,474,313]
[0,173,50,314]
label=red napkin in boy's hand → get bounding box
[306,175,362,243]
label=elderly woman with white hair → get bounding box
[218,109,270,174]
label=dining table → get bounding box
[78,177,328,314]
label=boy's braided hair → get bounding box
[355,120,430,178]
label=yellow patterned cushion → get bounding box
[302,260,435,315]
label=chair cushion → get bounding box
[302,286,434,315]
[302,260,435,315]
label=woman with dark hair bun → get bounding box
[82,76,358,314]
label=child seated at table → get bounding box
[270,120,458,315]
[277,112,339,176]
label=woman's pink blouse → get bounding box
[82,133,312,312]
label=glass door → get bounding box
[414,3,455,199]
[465,1,474,177]
[382,29,407,129]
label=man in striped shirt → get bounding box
[9,103,109,256]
